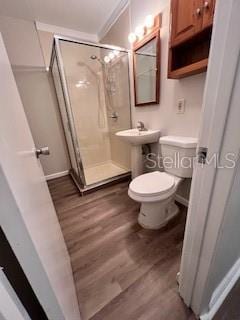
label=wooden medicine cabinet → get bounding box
[168,0,216,79]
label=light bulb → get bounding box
[128,32,137,44]
[113,50,120,57]
[109,52,115,60]
[145,15,154,29]
[104,56,110,63]
[135,25,145,38]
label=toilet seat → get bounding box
[129,171,178,202]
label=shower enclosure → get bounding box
[50,36,132,191]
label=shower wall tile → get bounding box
[60,41,112,168]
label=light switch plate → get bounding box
[177,99,185,114]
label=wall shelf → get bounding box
[168,27,212,79]
[169,58,208,79]
[168,0,216,79]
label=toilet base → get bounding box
[138,197,179,230]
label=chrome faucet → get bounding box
[136,121,147,131]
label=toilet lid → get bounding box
[129,171,175,197]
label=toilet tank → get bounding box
[159,136,198,178]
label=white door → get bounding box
[0,268,31,320]
[0,33,81,320]
[179,0,240,318]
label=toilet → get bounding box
[128,136,198,229]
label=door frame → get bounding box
[0,267,30,320]
[179,0,240,317]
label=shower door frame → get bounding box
[50,35,132,192]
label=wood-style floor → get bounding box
[48,175,196,320]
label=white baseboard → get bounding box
[200,257,240,320]
[175,194,189,207]
[45,170,69,181]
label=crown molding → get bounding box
[98,0,129,41]
[35,22,98,42]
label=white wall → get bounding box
[101,0,206,200]
[129,0,205,137]
[0,16,44,67]
[101,7,130,49]
[0,16,70,177]
[0,0,205,189]
[37,30,54,67]
[130,0,168,29]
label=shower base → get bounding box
[84,162,129,185]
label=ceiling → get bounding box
[0,0,125,35]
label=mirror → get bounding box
[133,31,160,106]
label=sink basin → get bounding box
[116,128,161,178]
[116,129,161,145]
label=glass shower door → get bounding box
[52,38,131,189]
[52,50,86,185]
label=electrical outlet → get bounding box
[177,99,185,114]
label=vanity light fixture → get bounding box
[128,14,157,44]
[128,32,137,44]
[145,15,154,29]
[135,25,145,39]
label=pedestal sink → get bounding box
[116,129,161,178]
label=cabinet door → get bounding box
[171,0,203,46]
[202,0,216,29]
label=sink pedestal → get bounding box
[131,145,144,178]
[115,129,161,179]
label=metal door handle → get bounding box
[35,147,50,158]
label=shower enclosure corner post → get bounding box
[53,36,87,187]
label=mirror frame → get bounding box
[133,15,161,107]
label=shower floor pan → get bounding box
[84,162,129,185]
[70,162,131,194]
